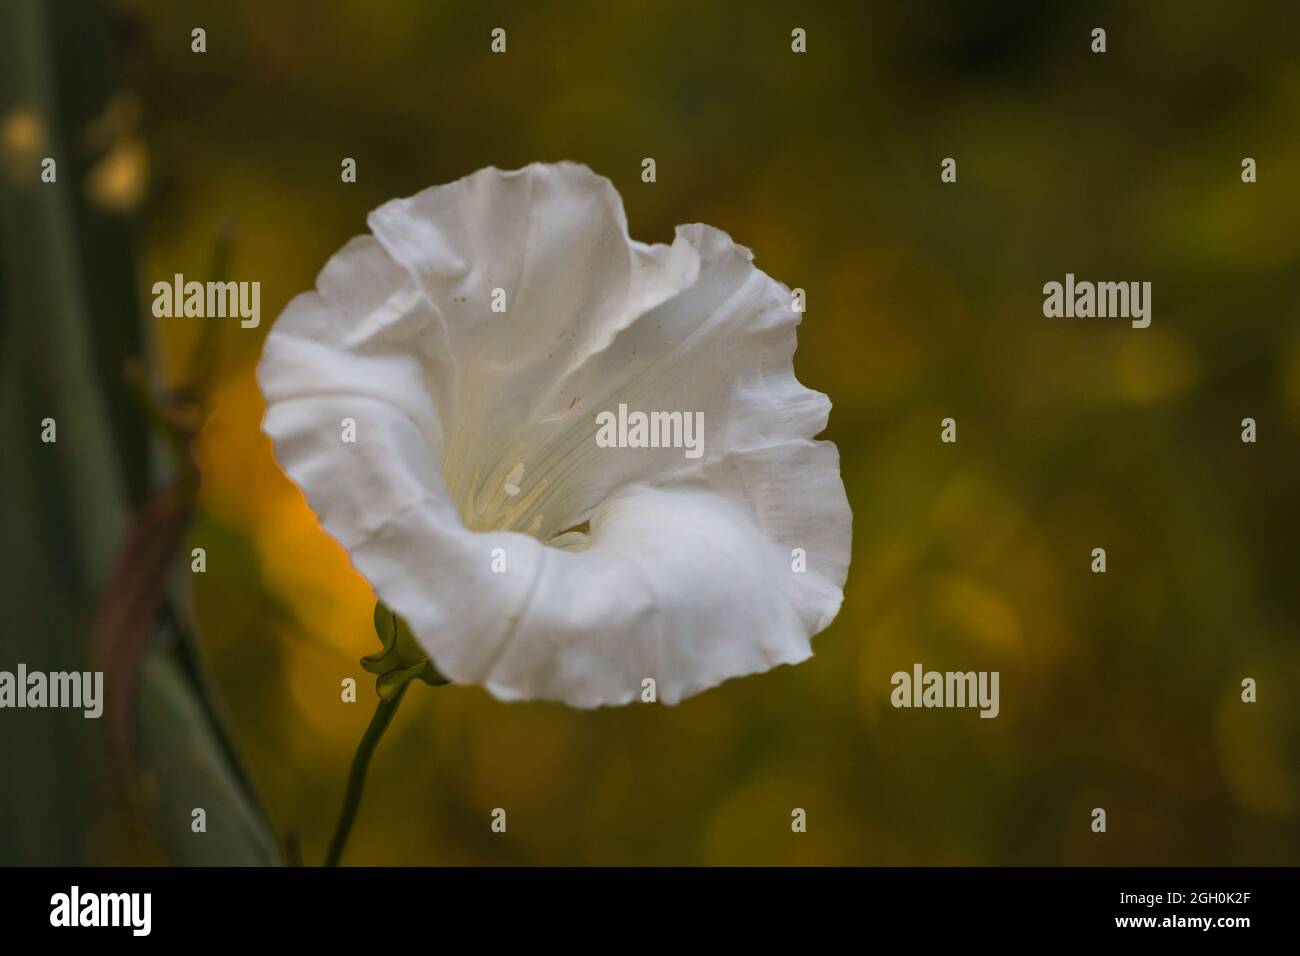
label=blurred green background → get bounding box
[3,0,1298,865]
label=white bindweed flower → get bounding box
[257,162,851,707]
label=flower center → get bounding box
[458,460,547,535]
[454,459,594,550]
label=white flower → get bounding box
[257,162,851,707]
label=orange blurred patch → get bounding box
[194,365,375,668]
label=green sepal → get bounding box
[362,601,450,697]
[361,603,399,674]
[376,662,428,700]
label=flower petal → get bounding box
[365,162,700,512]
[461,221,836,540]
[473,446,850,706]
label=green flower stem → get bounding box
[323,682,409,867]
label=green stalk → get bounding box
[323,683,409,867]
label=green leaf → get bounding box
[135,648,283,866]
[0,0,281,864]
[0,0,134,864]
